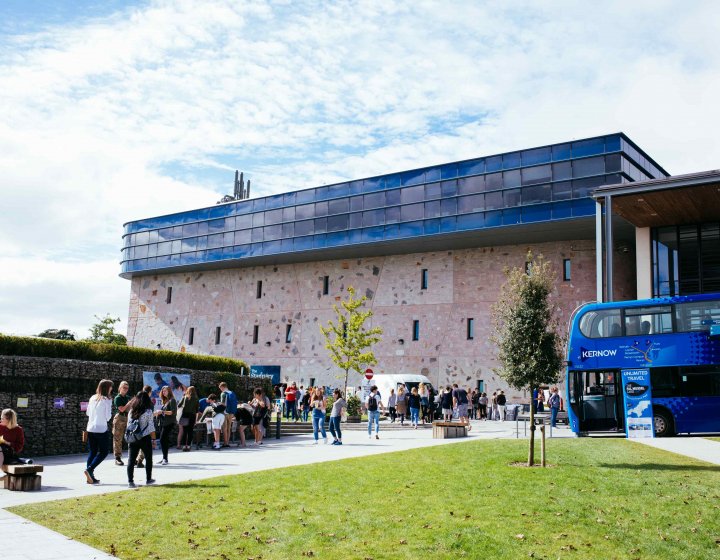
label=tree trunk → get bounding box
[528,388,535,467]
[343,368,349,397]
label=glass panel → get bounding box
[328,183,349,199]
[679,225,700,294]
[350,195,363,211]
[439,216,457,232]
[573,156,606,177]
[458,175,484,195]
[624,306,673,335]
[251,228,263,243]
[552,143,571,161]
[441,180,457,197]
[401,169,425,186]
[263,225,281,241]
[504,189,521,207]
[223,232,233,246]
[327,214,349,232]
[295,219,314,236]
[207,234,223,248]
[425,167,441,182]
[401,203,424,221]
[701,223,720,292]
[282,222,294,238]
[386,188,401,205]
[522,164,552,186]
[572,176,605,198]
[314,217,327,234]
[235,214,252,229]
[182,223,198,237]
[293,235,313,251]
[363,209,385,227]
[502,152,521,169]
[362,226,384,242]
[503,169,521,188]
[386,205,401,223]
[522,184,551,204]
[349,213,362,229]
[385,174,401,189]
[440,163,458,179]
[315,186,328,201]
[440,198,457,216]
[553,181,572,201]
[486,155,503,172]
[157,241,172,256]
[522,146,551,166]
[579,309,623,338]
[363,177,384,192]
[572,137,605,157]
[424,218,440,234]
[265,194,284,209]
[284,192,296,206]
[675,300,720,332]
[328,198,349,215]
[196,236,208,250]
[296,203,314,220]
[364,191,385,209]
[349,180,363,195]
[252,213,265,227]
[398,221,423,237]
[485,191,503,210]
[315,201,328,217]
[327,230,349,246]
[458,158,485,177]
[424,200,441,218]
[296,189,315,204]
[605,153,622,173]
[457,212,484,230]
[313,234,327,248]
[158,228,173,241]
[265,209,283,225]
[401,185,424,204]
[458,194,484,214]
[252,198,266,212]
[282,206,295,221]
[425,182,441,200]
[605,134,621,152]
[486,172,503,190]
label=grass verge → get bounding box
[10,439,720,560]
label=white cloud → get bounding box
[0,0,719,336]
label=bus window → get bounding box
[679,366,720,397]
[675,300,720,332]
[650,367,677,397]
[624,306,673,335]
[579,309,622,338]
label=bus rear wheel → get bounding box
[654,409,675,437]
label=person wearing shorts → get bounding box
[197,394,225,450]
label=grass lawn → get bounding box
[706,437,720,442]
[11,439,720,560]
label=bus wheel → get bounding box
[654,410,674,437]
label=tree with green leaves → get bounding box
[86,314,128,345]
[37,328,76,341]
[319,286,383,395]
[491,252,564,466]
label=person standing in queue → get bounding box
[126,392,156,488]
[177,386,199,452]
[154,386,177,465]
[328,389,346,445]
[251,388,270,445]
[112,381,131,466]
[310,387,328,444]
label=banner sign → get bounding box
[621,368,654,438]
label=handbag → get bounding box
[176,406,184,423]
[82,430,88,444]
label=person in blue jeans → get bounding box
[548,386,562,427]
[84,379,114,484]
[328,389,346,445]
[365,386,384,439]
[407,387,421,428]
[301,390,311,422]
[310,387,328,444]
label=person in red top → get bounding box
[284,382,298,422]
[0,408,25,466]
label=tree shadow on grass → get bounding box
[162,482,230,489]
[598,463,720,472]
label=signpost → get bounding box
[621,368,654,438]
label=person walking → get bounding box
[496,390,507,421]
[328,389,346,445]
[408,387,421,429]
[310,387,328,444]
[395,386,407,425]
[126,391,156,488]
[112,380,131,466]
[548,386,562,428]
[478,392,488,420]
[251,388,270,445]
[490,391,499,421]
[177,386,199,451]
[154,386,177,464]
[300,388,311,422]
[84,379,113,484]
[365,385,383,439]
[133,385,153,468]
[452,383,471,430]
[387,389,397,423]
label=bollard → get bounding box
[275,407,281,439]
[540,424,546,467]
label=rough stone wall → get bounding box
[127,239,628,399]
[0,356,261,457]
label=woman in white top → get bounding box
[84,379,113,484]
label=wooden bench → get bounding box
[1,464,44,491]
[432,421,468,439]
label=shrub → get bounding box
[347,395,361,416]
[0,334,248,374]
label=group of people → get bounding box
[83,378,275,489]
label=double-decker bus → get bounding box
[565,293,720,436]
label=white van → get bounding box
[369,374,435,404]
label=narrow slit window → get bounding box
[563,258,571,281]
[323,275,329,295]
[412,319,420,341]
[215,326,221,345]
[285,323,293,343]
[421,268,428,290]
[253,325,259,344]
[188,327,194,346]
[467,318,475,340]
[166,286,172,304]
[256,280,263,299]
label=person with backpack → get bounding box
[125,391,156,488]
[218,382,238,448]
[365,386,384,439]
[153,386,177,464]
[177,386,199,452]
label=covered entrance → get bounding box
[569,370,624,433]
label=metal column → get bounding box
[595,200,603,303]
[604,195,614,302]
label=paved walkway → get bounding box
[636,436,720,465]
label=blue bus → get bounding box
[566,294,720,437]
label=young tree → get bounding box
[319,286,383,395]
[37,328,76,340]
[86,314,128,345]
[491,253,564,466]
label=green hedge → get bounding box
[0,334,248,374]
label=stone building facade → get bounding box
[127,239,636,396]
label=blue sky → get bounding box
[0,0,719,337]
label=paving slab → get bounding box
[635,436,720,465]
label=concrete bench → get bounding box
[2,464,44,491]
[432,421,468,439]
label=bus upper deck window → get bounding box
[579,309,623,338]
[625,306,672,335]
[676,300,720,332]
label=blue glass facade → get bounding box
[121,133,667,277]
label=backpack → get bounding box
[124,416,144,444]
[367,395,378,412]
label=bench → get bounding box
[432,421,468,439]
[1,464,44,491]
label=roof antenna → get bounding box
[217,170,252,204]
